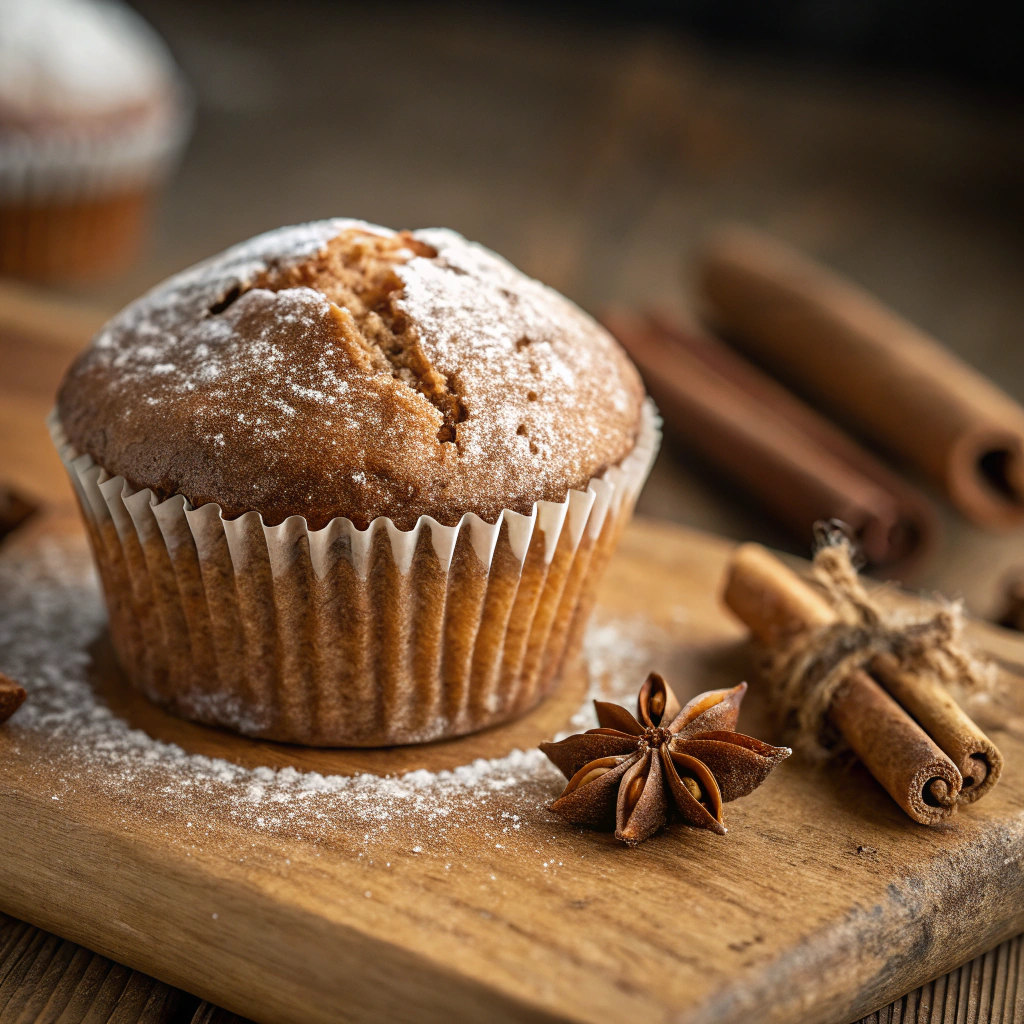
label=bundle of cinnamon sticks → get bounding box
[722,541,1001,825]
[605,224,1024,577]
[700,227,1024,532]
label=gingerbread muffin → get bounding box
[0,0,190,282]
[53,220,659,745]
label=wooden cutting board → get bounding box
[3,509,1024,1024]
[3,284,1024,1024]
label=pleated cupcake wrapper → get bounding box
[49,400,660,746]
[0,87,193,203]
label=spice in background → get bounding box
[0,484,37,543]
[0,671,26,723]
[722,535,1002,825]
[699,224,1024,531]
[603,310,936,578]
[996,574,1024,633]
[540,672,790,845]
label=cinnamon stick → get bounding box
[870,653,1001,802]
[0,672,26,724]
[603,311,935,576]
[698,224,1024,530]
[722,543,1000,824]
[829,669,961,825]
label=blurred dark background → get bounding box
[108,0,1024,303]
[581,0,1024,91]
[56,0,1024,609]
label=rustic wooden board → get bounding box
[2,508,1024,1024]
[2,282,1024,1024]
[6,917,1024,1024]
[4,278,1024,1024]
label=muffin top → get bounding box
[57,220,646,530]
[0,0,179,131]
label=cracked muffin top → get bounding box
[56,219,646,530]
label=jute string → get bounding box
[767,538,987,759]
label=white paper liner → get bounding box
[49,400,660,746]
[0,89,192,203]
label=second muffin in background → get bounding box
[54,220,658,746]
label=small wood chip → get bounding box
[0,671,27,724]
[997,573,1024,632]
[0,484,37,542]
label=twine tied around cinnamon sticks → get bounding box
[770,533,987,762]
[723,531,1003,825]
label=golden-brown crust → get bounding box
[57,220,645,530]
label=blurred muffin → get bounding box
[0,0,190,282]
[53,220,658,746]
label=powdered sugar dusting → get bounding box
[95,218,380,351]
[59,219,645,530]
[0,536,671,854]
[398,228,636,473]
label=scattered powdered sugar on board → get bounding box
[0,536,674,857]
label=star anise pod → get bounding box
[540,673,791,846]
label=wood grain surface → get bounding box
[860,934,1024,1024]
[0,913,187,1024]
[189,1005,248,1024]
[6,908,1024,1024]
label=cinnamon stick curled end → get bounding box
[870,653,1003,806]
[0,672,27,724]
[830,669,961,826]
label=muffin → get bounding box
[0,0,190,282]
[52,220,659,745]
